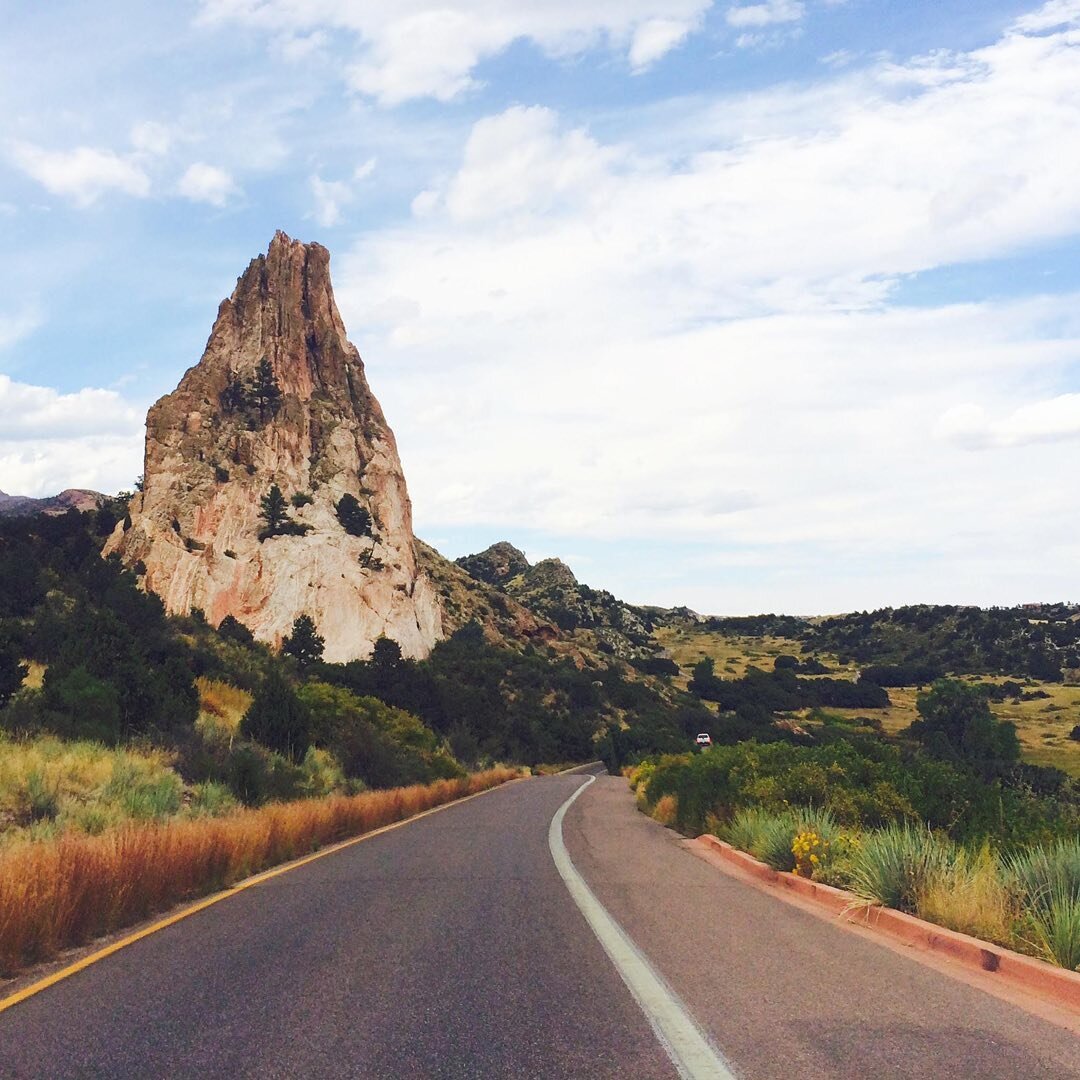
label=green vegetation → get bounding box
[335,493,372,537]
[219,357,283,425]
[258,484,312,541]
[282,613,325,668]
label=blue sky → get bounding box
[2,0,1080,615]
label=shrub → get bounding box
[290,492,313,508]
[748,811,801,871]
[187,781,238,817]
[846,825,952,913]
[217,615,255,645]
[214,465,230,483]
[1033,889,1080,970]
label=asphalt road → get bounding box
[1,770,1079,1078]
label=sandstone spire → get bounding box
[105,231,442,661]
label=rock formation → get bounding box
[105,231,441,662]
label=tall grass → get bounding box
[916,844,1017,947]
[0,767,519,976]
[0,735,181,839]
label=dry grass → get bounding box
[651,794,678,827]
[0,767,519,976]
[652,627,855,692]
[194,677,253,746]
[20,661,46,691]
[916,844,1018,947]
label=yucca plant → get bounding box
[1032,887,1080,971]
[1003,837,1080,915]
[718,806,775,853]
[846,824,953,913]
[748,810,801,872]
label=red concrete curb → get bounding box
[694,834,1080,1012]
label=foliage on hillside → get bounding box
[1,507,714,826]
[802,604,1080,681]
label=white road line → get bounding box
[548,775,737,1080]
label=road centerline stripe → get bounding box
[548,775,737,1080]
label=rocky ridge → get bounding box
[105,231,441,662]
[455,541,680,661]
[0,489,107,517]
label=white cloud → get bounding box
[629,18,697,69]
[1012,0,1080,32]
[0,307,41,351]
[130,121,172,156]
[177,163,239,206]
[937,394,1080,449]
[309,175,352,227]
[726,1,805,28]
[0,375,144,497]
[196,0,714,103]
[442,106,616,222]
[321,12,1080,608]
[353,157,377,181]
[10,143,151,206]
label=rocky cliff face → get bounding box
[105,231,441,662]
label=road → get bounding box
[0,770,1078,1078]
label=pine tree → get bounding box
[336,493,372,537]
[248,357,282,421]
[259,484,288,540]
[283,614,325,667]
[241,668,310,761]
[219,370,247,413]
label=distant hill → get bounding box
[0,489,106,517]
[455,541,696,663]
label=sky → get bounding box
[1,0,1079,616]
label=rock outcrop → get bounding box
[105,231,441,662]
[455,542,659,660]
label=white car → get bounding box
[695,733,713,748]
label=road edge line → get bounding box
[548,776,736,1080]
[0,775,524,1017]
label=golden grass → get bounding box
[916,845,1018,948]
[0,767,519,976]
[194,677,253,746]
[651,794,678,827]
[20,661,46,690]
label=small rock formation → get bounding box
[454,541,529,587]
[105,231,441,661]
[455,542,658,660]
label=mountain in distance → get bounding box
[0,489,107,517]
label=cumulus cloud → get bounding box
[1012,0,1080,32]
[10,143,151,206]
[0,376,144,497]
[177,163,239,206]
[195,0,714,103]
[320,11,1080,609]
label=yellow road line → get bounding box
[0,777,523,1017]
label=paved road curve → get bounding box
[2,770,1079,1078]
